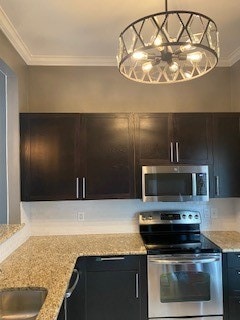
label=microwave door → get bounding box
[143,172,193,202]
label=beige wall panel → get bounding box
[0,31,28,112]
[231,60,240,112]
[28,66,231,113]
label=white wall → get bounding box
[0,204,30,263]
[0,59,21,224]
[234,199,240,229]
[22,198,237,236]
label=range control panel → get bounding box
[139,210,201,225]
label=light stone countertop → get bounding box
[0,224,24,245]
[1,230,240,320]
[0,233,146,320]
[203,231,240,252]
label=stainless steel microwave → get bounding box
[142,165,209,202]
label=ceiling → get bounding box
[0,0,239,67]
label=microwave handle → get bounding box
[192,173,197,196]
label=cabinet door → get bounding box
[20,113,80,201]
[223,253,240,320]
[86,270,139,320]
[135,113,171,164]
[228,296,240,320]
[172,113,213,164]
[213,114,240,197]
[135,113,212,165]
[78,255,147,320]
[134,114,171,197]
[81,114,134,199]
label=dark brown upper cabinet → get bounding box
[20,113,80,201]
[213,113,240,198]
[172,113,213,164]
[80,114,135,200]
[20,113,135,201]
[135,113,171,165]
[20,112,239,201]
[134,113,213,198]
[135,113,213,165]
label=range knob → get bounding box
[182,214,186,219]
[194,214,199,220]
[148,215,153,220]
[188,214,193,219]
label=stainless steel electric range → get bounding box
[139,210,223,320]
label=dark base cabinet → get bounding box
[70,255,147,320]
[223,253,240,320]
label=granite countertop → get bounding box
[0,224,24,245]
[0,233,146,320]
[203,231,240,252]
[1,230,240,320]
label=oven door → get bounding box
[147,253,223,319]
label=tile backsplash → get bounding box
[0,198,239,263]
[23,198,238,236]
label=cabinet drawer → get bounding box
[227,253,240,268]
[85,255,141,271]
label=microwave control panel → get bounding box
[196,173,207,195]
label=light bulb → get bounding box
[169,62,179,73]
[180,39,196,52]
[187,52,203,62]
[154,35,162,46]
[132,51,148,60]
[180,43,193,52]
[184,71,192,79]
[142,61,153,72]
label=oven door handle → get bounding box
[149,256,220,265]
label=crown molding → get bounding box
[0,6,118,66]
[28,55,117,66]
[0,5,239,68]
[227,46,240,66]
[0,6,32,64]
[217,58,231,67]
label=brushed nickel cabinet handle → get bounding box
[215,175,220,196]
[135,273,139,299]
[76,177,79,199]
[99,257,125,261]
[176,142,179,163]
[82,177,86,199]
[170,142,174,162]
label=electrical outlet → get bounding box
[203,208,210,219]
[77,212,85,221]
[211,208,218,219]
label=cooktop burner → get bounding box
[139,210,220,254]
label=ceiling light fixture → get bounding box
[117,0,219,84]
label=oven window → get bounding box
[160,271,210,303]
[145,173,192,196]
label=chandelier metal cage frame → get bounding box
[117,1,219,84]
